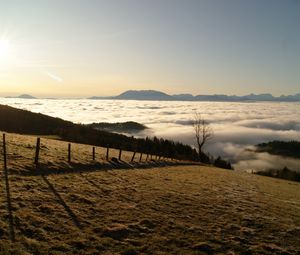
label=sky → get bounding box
[0,0,299,97]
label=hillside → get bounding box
[256,140,300,159]
[0,133,299,254]
[0,104,198,161]
[87,121,147,133]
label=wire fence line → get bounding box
[1,133,177,174]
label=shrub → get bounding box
[213,157,233,170]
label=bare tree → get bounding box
[193,112,213,160]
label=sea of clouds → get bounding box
[1,98,300,172]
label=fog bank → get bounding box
[1,98,300,172]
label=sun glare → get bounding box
[0,39,11,58]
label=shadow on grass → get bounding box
[3,167,15,241]
[79,173,102,191]
[41,174,82,230]
[11,159,202,177]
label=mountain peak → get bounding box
[18,94,36,99]
[116,90,173,100]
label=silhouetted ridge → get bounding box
[88,90,300,101]
[87,121,147,132]
[5,94,37,99]
[116,90,173,100]
[256,140,300,159]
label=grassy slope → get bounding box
[0,133,299,255]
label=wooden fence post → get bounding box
[118,148,122,160]
[3,133,7,170]
[68,143,71,163]
[146,154,149,161]
[106,145,109,160]
[92,147,95,161]
[139,153,143,162]
[35,137,40,165]
[131,151,136,162]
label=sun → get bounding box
[0,39,11,58]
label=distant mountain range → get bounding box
[88,90,300,102]
[2,91,300,101]
[5,94,37,99]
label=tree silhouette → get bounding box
[193,112,213,161]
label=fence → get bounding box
[0,132,186,243]
[1,133,175,172]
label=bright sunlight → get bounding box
[0,38,11,59]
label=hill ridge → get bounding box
[88,90,300,101]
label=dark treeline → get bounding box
[256,167,300,182]
[256,140,300,159]
[87,121,147,132]
[59,126,199,160]
[213,156,233,170]
[0,104,198,161]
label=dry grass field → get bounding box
[0,133,299,254]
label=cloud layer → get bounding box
[1,98,300,172]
